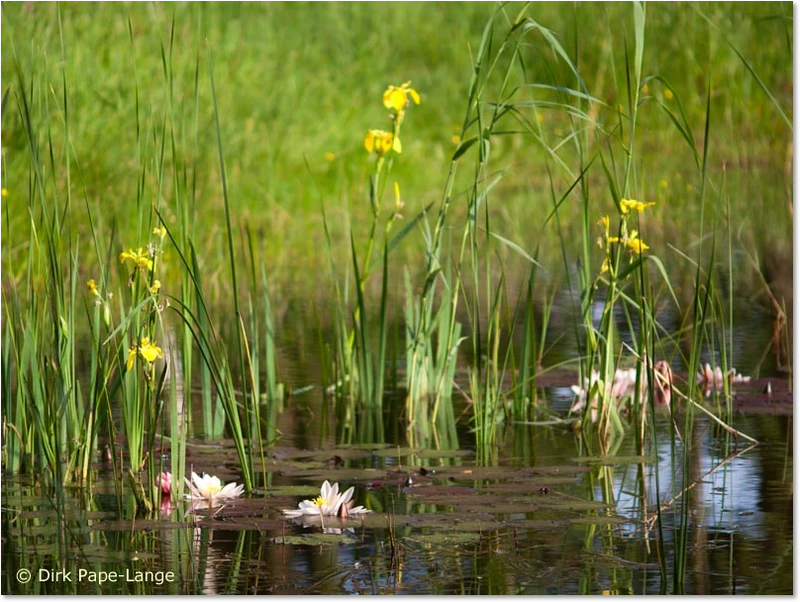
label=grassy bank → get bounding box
[1,2,792,306]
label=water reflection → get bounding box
[2,299,792,595]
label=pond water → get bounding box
[1,299,793,595]
[2,396,792,593]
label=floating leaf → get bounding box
[405,532,482,545]
[271,533,355,546]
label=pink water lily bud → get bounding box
[156,471,172,497]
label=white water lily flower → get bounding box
[184,472,244,504]
[282,480,371,518]
[697,363,750,397]
[571,361,675,419]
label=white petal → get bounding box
[328,482,339,504]
[320,480,332,500]
[219,483,243,499]
[338,487,354,509]
[184,477,201,500]
[192,472,208,496]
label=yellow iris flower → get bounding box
[383,81,420,112]
[120,248,154,272]
[126,336,165,371]
[153,225,167,241]
[87,279,99,296]
[139,337,164,363]
[607,230,649,254]
[126,345,138,372]
[619,199,656,215]
[364,129,402,156]
[625,230,649,254]
[150,280,161,295]
[393,181,404,212]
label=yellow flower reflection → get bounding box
[383,81,420,112]
[619,199,656,215]
[364,129,402,156]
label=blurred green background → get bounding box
[1,2,792,310]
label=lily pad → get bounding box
[336,443,395,451]
[203,517,286,531]
[441,502,542,516]
[449,519,509,531]
[513,518,573,530]
[91,519,190,532]
[275,448,373,462]
[535,498,613,511]
[3,496,56,509]
[404,531,482,545]
[80,544,160,562]
[372,447,421,459]
[423,465,517,480]
[567,515,627,526]
[527,464,592,476]
[414,449,474,459]
[482,478,580,493]
[405,485,478,497]
[264,484,327,497]
[270,533,357,546]
[294,468,390,482]
[573,455,656,465]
